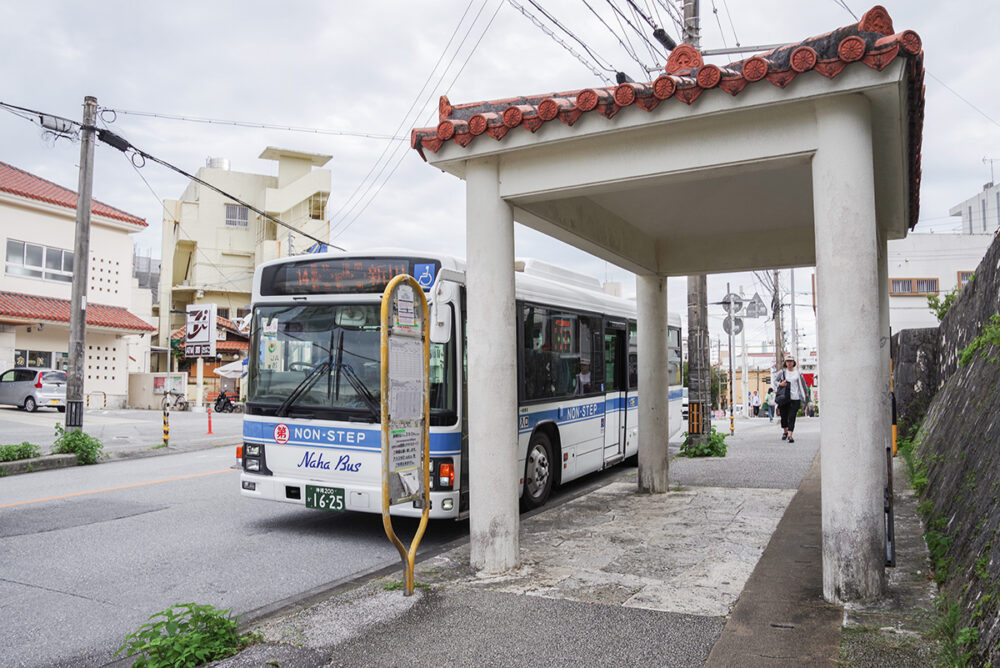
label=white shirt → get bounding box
[784,369,804,401]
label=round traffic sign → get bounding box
[721,293,743,314]
[723,316,743,336]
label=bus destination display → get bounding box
[261,257,438,295]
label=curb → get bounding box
[0,453,77,476]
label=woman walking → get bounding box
[773,356,809,443]
[764,387,775,422]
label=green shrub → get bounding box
[679,426,728,457]
[52,423,105,465]
[0,442,41,462]
[115,603,253,667]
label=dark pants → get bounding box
[753,406,760,417]
[779,400,801,432]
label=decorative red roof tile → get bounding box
[0,161,146,227]
[411,5,924,228]
[0,291,155,332]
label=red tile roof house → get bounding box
[0,160,156,409]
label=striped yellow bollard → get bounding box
[162,408,170,448]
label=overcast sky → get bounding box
[2,1,997,356]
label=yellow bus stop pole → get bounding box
[380,274,431,595]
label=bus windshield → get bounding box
[247,303,456,424]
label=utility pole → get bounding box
[790,268,798,363]
[683,0,701,46]
[683,0,711,440]
[66,96,98,430]
[773,270,784,373]
[740,286,749,417]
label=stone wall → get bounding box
[893,232,1000,665]
[891,328,937,435]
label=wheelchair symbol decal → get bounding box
[414,263,436,289]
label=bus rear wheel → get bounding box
[521,431,554,510]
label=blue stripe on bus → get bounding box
[242,420,462,456]
[518,391,681,433]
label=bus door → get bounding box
[603,321,628,464]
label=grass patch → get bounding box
[679,426,728,457]
[0,442,41,462]
[382,579,430,592]
[958,313,1000,367]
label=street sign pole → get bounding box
[727,283,735,435]
[380,274,431,596]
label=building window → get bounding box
[14,349,54,368]
[5,239,73,283]
[308,193,326,220]
[890,278,939,296]
[225,204,249,228]
[968,206,973,234]
[217,307,230,319]
[958,271,975,289]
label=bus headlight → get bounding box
[245,458,261,472]
[244,443,262,457]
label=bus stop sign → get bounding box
[380,274,431,596]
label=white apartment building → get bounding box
[949,181,1000,235]
[157,148,331,369]
[0,160,156,408]
[887,232,994,330]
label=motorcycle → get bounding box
[214,390,235,413]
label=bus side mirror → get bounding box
[430,301,452,344]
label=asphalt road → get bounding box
[0,448,468,668]
[0,406,243,457]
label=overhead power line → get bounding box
[331,0,506,239]
[508,0,616,82]
[103,108,404,140]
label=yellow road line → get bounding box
[0,468,236,508]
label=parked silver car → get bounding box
[0,367,67,412]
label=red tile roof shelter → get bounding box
[0,291,155,332]
[409,5,923,605]
[0,160,147,227]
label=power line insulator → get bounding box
[654,28,677,52]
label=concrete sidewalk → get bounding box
[207,417,934,667]
[213,418,869,667]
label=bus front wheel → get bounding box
[521,431,554,510]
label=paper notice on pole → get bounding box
[396,285,415,327]
[388,427,423,503]
[388,337,423,420]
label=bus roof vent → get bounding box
[515,258,603,291]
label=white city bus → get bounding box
[239,250,683,520]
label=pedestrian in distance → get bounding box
[773,356,809,443]
[751,390,762,417]
[764,387,775,422]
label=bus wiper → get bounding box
[334,362,380,419]
[275,361,331,417]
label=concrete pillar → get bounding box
[465,157,519,572]
[812,94,886,602]
[636,274,670,492]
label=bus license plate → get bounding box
[305,485,345,511]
